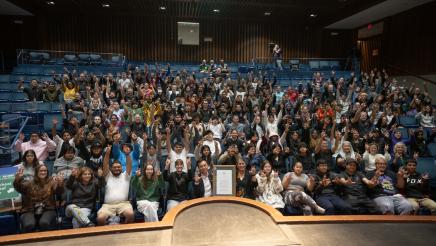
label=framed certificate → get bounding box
[213,165,236,196]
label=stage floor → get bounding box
[6,201,436,246]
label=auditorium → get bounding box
[0,0,435,245]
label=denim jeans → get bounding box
[315,194,352,215]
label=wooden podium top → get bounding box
[1,196,435,245]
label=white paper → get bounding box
[216,170,233,195]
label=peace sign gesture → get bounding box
[15,167,24,179]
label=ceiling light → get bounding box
[309,13,317,18]
[213,9,220,13]
[264,12,271,16]
[159,6,166,10]
[102,3,110,8]
[46,1,55,5]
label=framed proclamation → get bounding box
[213,165,236,196]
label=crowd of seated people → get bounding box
[10,60,436,233]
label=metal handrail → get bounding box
[16,49,124,57]
[0,116,30,150]
[383,62,436,86]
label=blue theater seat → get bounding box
[399,115,419,128]
[417,157,436,188]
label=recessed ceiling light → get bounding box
[213,9,220,13]
[102,3,110,8]
[309,13,317,18]
[159,6,166,10]
[46,1,55,5]
[264,12,271,16]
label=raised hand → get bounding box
[41,133,49,141]
[54,172,65,184]
[308,175,315,185]
[422,173,430,180]
[97,168,103,177]
[19,132,25,142]
[375,169,384,178]
[165,159,171,170]
[16,167,24,179]
[249,166,257,176]
[52,118,58,125]
[345,177,355,185]
[135,168,141,177]
[322,175,331,187]
[71,168,79,178]
[259,170,266,178]
[194,175,201,184]
[186,158,192,170]
[332,177,341,184]
[273,170,279,179]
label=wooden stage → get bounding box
[1,197,435,246]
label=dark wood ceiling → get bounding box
[7,0,384,27]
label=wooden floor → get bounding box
[1,197,436,246]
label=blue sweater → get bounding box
[112,143,141,175]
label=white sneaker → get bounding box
[314,205,325,214]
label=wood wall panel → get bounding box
[358,1,436,75]
[382,2,436,74]
[359,36,382,73]
[34,15,354,62]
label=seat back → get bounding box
[417,157,436,187]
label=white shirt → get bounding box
[201,174,212,197]
[208,123,224,139]
[53,135,76,158]
[113,108,125,120]
[104,172,131,204]
[170,149,187,173]
[118,78,132,89]
[203,140,221,156]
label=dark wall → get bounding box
[0,16,39,69]
[359,1,436,75]
[383,1,436,74]
[1,14,355,63]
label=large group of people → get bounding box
[11,59,435,233]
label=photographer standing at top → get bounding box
[273,44,283,70]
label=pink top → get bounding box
[14,138,56,161]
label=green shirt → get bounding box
[132,175,164,202]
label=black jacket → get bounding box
[192,173,214,198]
[163,169,193,201]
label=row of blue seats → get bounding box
[3,75,54,83]
[12,68,125,77]
[25,52,124,66]
[0,92,28,102]
[0,102,62,114]
[1,112,63,134]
